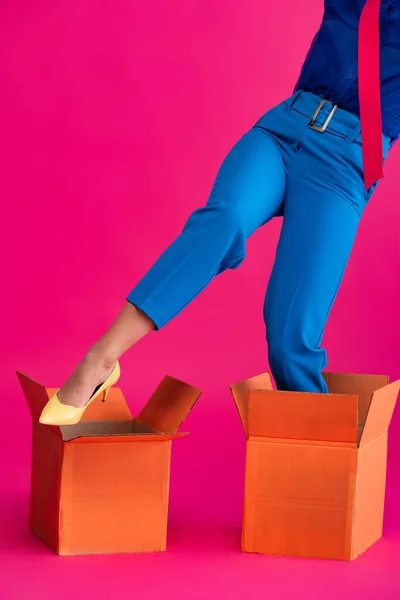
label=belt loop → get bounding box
[345,120,362,144]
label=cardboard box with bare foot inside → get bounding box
[230,372,399,560]
[17,371,201,555]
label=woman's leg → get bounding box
[58,127,286,407]
[264,146,366,393]
[57,304,155,408]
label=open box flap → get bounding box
[60,417,158,441]
[68,432,188,444]
[17,371,61,435]
[360,380,400,446]
[17,370,131,418]
[60,419,134,441]
[136,376,202,433]
[248,389,359,443]
[60,419,188,443]
[323,372,390,428]
[230,373,273,435]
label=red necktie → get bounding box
[358,0,383,190]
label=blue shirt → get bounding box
[295,0,400,141]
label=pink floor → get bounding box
[2,376,400,600]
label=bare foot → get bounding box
[57,348,117,408]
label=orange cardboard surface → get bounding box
[17,371,202,555]
[230,372,400,561]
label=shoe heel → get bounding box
[103,387,111,403]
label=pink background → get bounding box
[2,1,400,598]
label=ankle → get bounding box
[85,344,119,372]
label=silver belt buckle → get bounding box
[309,99,338,133]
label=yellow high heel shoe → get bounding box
[39,361,121,426]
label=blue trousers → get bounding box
[128,91,390,393]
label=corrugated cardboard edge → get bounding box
[136,376,202,433]
[17,371,61,436]
[67,432,188,444]
[323,372,391,442]
[360,380,400,446]
[230,373,273,436]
